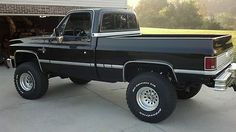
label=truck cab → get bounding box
[43,9,140,81]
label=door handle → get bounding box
[38,47,46,53]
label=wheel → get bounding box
[126,73,177,123]
[176,83,202,99]
[70,77,90,85]
[14,62,48,99]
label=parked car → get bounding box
[7,8,236,123]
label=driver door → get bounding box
[48,11,97,80]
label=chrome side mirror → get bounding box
[56,36,64,44]
[53,28,63,43]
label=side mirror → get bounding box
[53,28,63,44]
[56,36,64,44]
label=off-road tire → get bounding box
[126,73,177,123]
[14,62,48,99]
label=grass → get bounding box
[140,27,236,45]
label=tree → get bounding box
[173,0,203,29]
[135,0,168,27]
[202,16,222,30]
[135,0,204,29]
[217,13,236,30]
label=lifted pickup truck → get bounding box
[7,8,236,123]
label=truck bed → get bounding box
[137,34,233,55]
[96,34,233,71]
[137,34,229,38]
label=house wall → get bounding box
[0,0,127,16]
[0,0,127,8]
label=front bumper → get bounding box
[6,58,14,68]
[214,63,236,91]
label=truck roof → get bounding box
[67,8,134,15]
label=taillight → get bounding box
[204,57,217,70]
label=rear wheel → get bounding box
[70,78,90,85]
[14,62,48,99]
[176,83,202,99]
[126,73,177,123]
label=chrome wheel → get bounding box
[136,87,159,111]
[19,72,35,91]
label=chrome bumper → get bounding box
[6,58,13,68]
[214,63,236,91]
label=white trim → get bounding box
[96,63,123,69]
[39,59,50,63]
[213,35,231,40]
[39,60,123,69]
[112,65,123,69]
[92,31,141,37]
[96,64,104,68]
[104,64,112,68]
[50,60,93,67]
[174,62,231,75]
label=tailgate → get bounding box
[213,35,234,70]
[213,35,233,55]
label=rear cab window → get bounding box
[100,12,139,33]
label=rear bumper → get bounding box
[214,63,236,91]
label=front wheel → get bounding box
[126,73,177,123]
[14,62,48,99]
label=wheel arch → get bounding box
[14,50,43,71]
[123,60,178,82]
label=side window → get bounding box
[101,13,139,32]
[58,12,92,43]
[56,16,69,36]
[127,14,138,29]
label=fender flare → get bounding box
[123,60,178,82]
[14,50,43,71]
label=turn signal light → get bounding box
[204,57,217,70]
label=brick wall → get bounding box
[0,4,84,16]
[0,0,127,8]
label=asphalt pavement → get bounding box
[0,65,236,132]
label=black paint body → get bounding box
[9,9,233,85]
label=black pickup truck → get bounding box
[7,8,236,123]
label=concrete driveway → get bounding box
[0,65,236,132]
